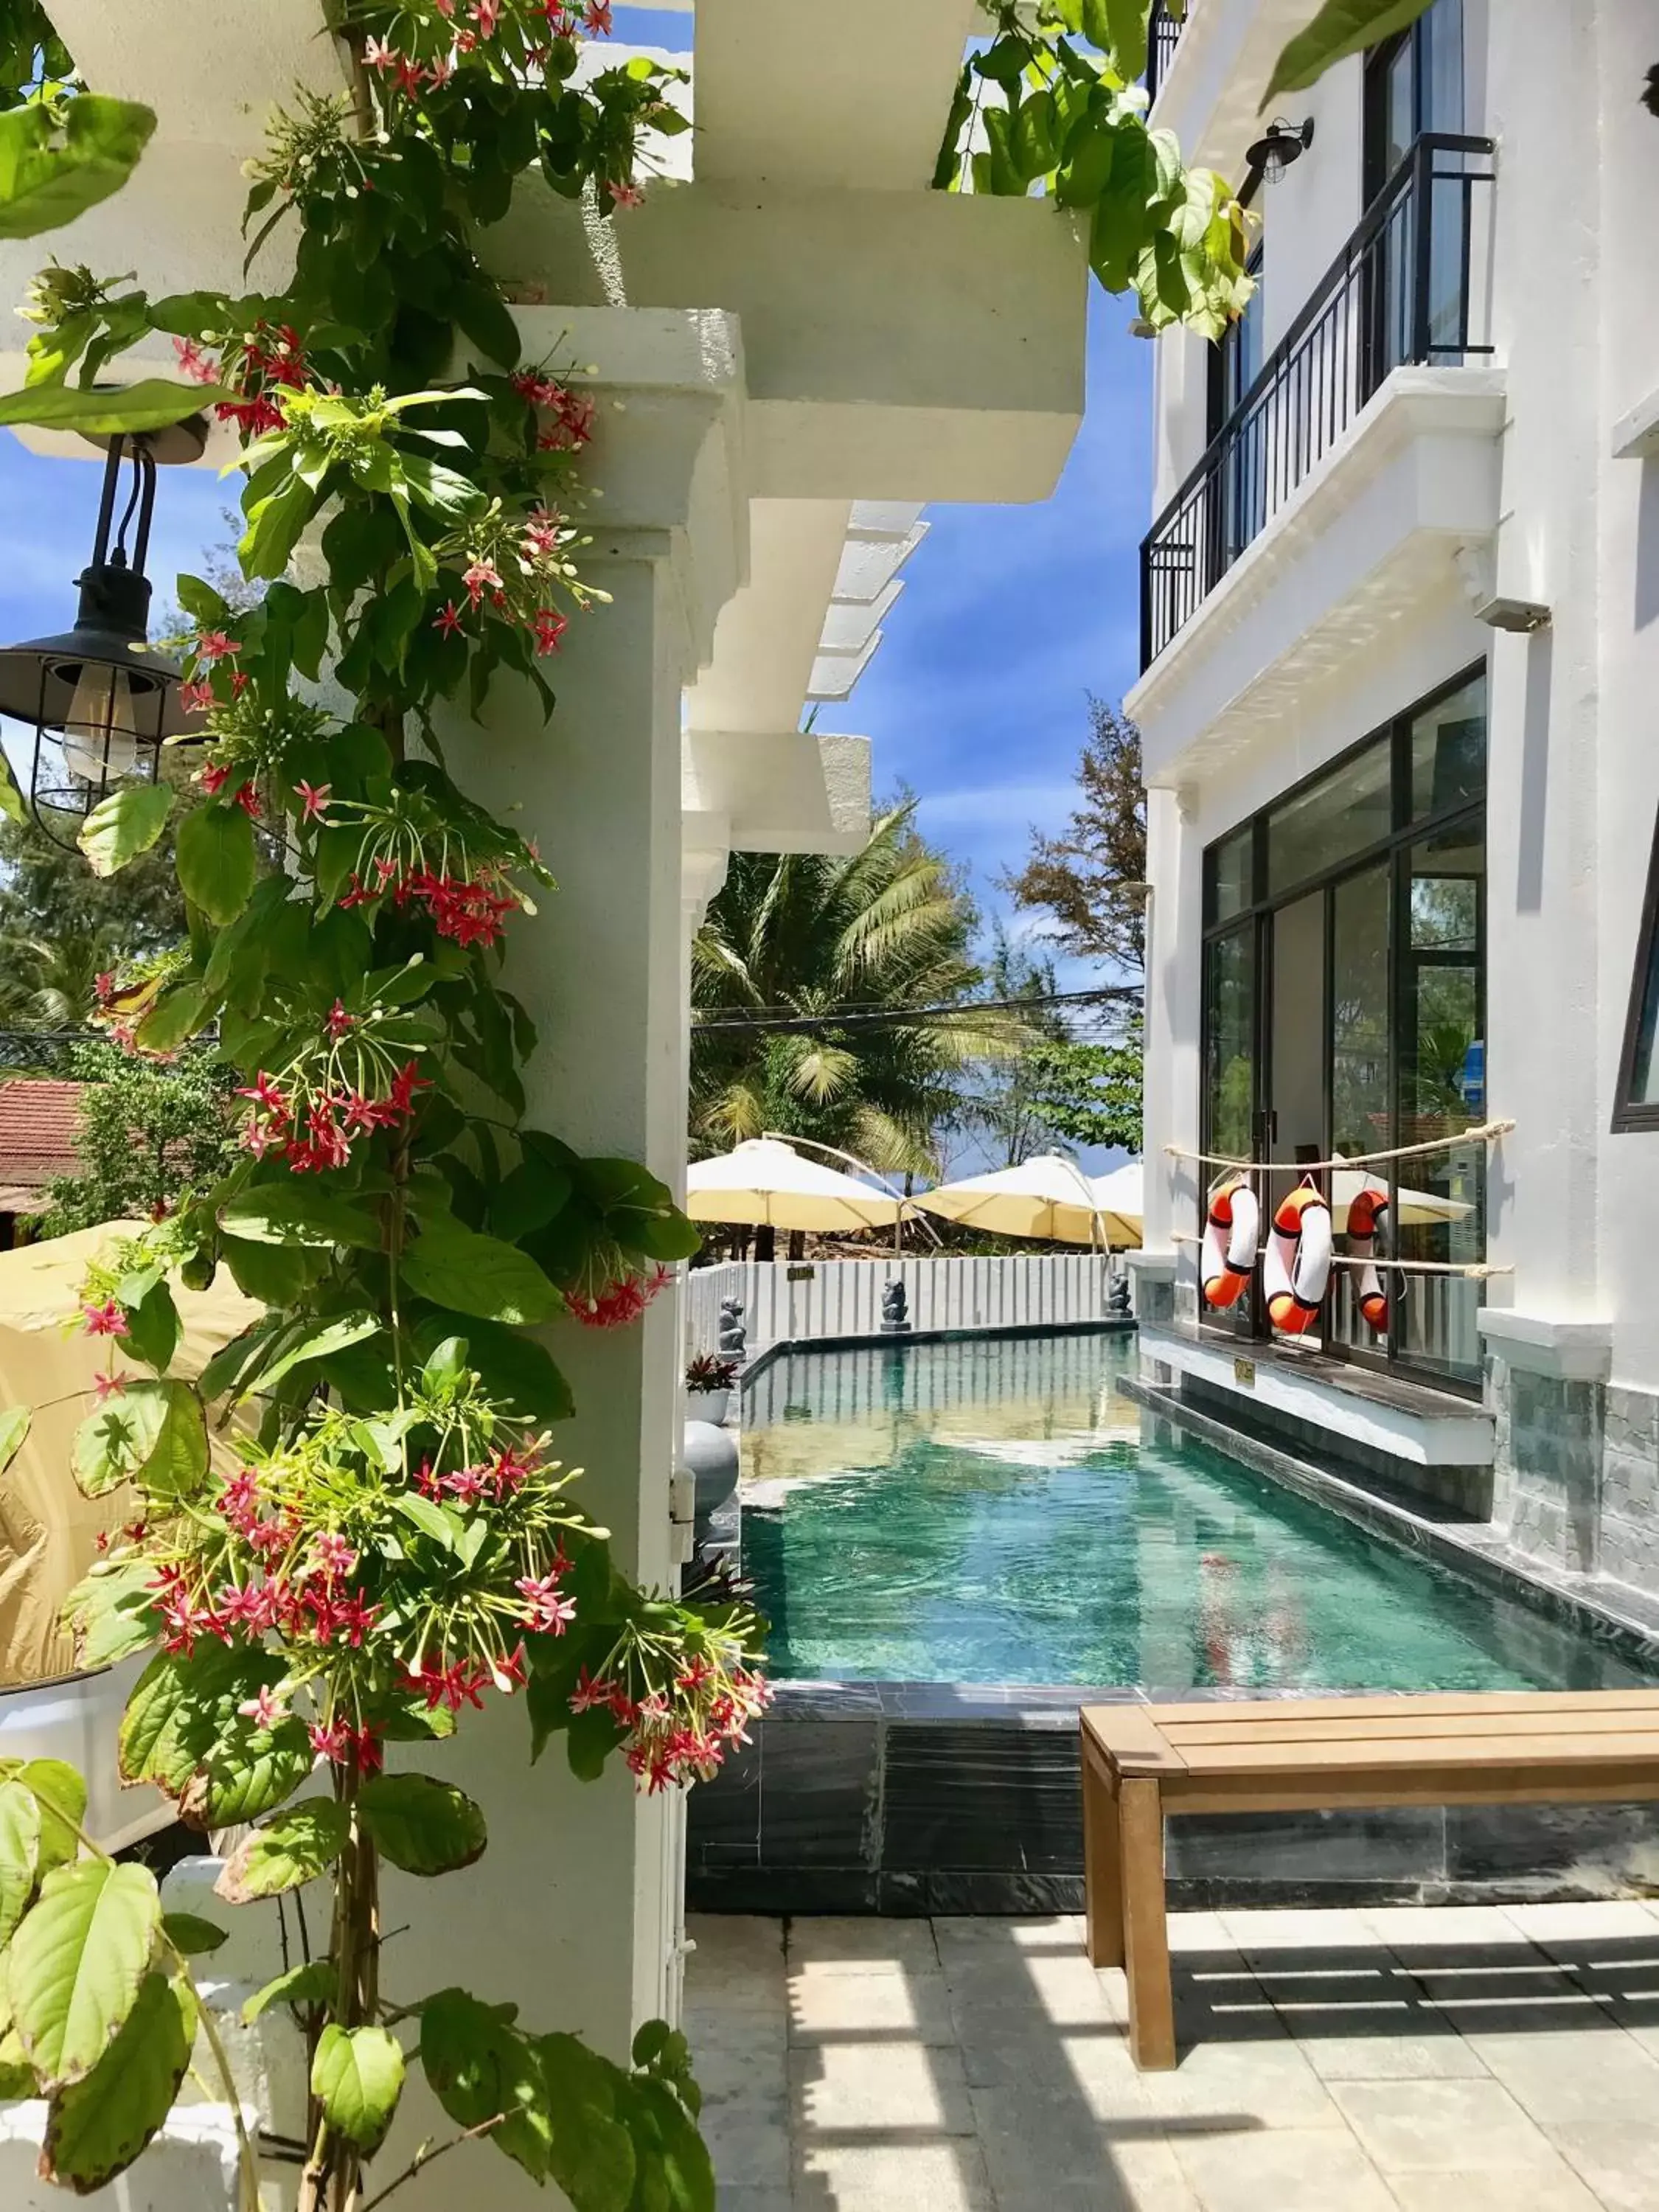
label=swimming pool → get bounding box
[740,1332,1646,1694]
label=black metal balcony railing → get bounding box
[1139,133,1497,671]
[1146,0,1184,102]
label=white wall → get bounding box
[685,1253,1121,1354]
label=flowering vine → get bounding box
[0,7,751,2211]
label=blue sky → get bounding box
[2,4,1153,978]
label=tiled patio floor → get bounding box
[685,1902,1659,2210]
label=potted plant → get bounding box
[686,1352,740,1425]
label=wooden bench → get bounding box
[1080,1691,1659,2070]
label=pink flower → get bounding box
[433,0,454,14]
[521,508,563,559]
[93,970,116,1004]
[326,999,355,1039]
[442,1466,489,1504]
[462,560,502,608]
[309,1715,352,1762]
[195,630,237,663]
[471,0,501,35]
[81,1298,127,1338]
[312,1531,358,1582]
[530,607,568,656]
[235,1071,289,1116]
[516,1571,577,1635]
[330,1590,380,1649]
[238,1685,285,1731]
[92,1368,127,1402]
[295,779,332,822]
[426,54,454,88]
[608,179,644,209]
[568,1666,613,1715]
[583,0,613,31]
[395,53,425,96]
[364,35,399,73]
[434,600,466,638]
[173,335,219,385]
[180,680,215,715]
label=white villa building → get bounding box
[1130,1,1659,1599]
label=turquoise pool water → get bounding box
[740,1334,1646,1692]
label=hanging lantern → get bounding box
[1245,116,1315,185]
[0,416,208,848]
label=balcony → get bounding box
[1140,134,1498,672]
[1145,0,1186,103]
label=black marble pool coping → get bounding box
[741,1315,1136,1386]
[1121,1375,1659,1677]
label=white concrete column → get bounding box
[1144,781,1204,1276]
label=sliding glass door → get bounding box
[1198,666,1487,1392]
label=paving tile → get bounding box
[787,1917,940,1975]
[788,2039,978,2138]
[931,1913,1084,1956]
[703,2098,792,2189]
[990,2137,1202,2211]
[793,2140,995,2211]
[1461,2023,1659,2124]
[1502,1901,1659,1945]
[968,2084,1144,2194]
[1360,1905,1537,1951]
[1545,2120,1659,2212]
[1218,1907,1380,1952]
[953,2021,1134,2097]
[1294,2030,1490,2081]
[945,1949,1129,2031]
[1331,2077,1559,2171]
[688,2014,790,2105]
[716,2190,794,2212]
[1132,2037,1343,2128]
[1383,2166,1603,2212]
[1165,1913,1235,1955]
[788,1968,957,2046]
[1169,2126,1397,2212]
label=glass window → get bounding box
[1397,821,1484,1383]
[1208,825,1253,924]
[1329,863,1393,1355]
[1410,672,1486,821]
[1267,735,1393,894]
[1615,815,1659,1124]
[1203,925,1256,1163]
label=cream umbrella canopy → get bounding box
[1088,1162,1144,1249]
[1327,1160,1472,1232]
[916,1154,1135,1247]
[685,1138,902,1234]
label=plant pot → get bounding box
[686,1388,730,1426]
[682,1422,739,1523]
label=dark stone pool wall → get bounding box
[686,1680,1659,1916]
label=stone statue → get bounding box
[880,1279,911,1335]
[1108,1270,1133,1318]
[717,1296,747,1360]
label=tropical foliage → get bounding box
[691,804,1029,1179]
[36,1040,241,1234]
[1006,697,1146,978]
[0,7,757,2208]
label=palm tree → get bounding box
[691,803,1030,1183]
[0,928,119,1032]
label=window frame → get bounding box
[1613,806,1659,1134]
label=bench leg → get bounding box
[1082,1752,1124,1969]
[1119,1777,1177,2070]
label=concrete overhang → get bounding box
[1127,367,1508,790]
[682,729,870,857]
[1150,0,1327,181]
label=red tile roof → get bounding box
[0,1080,85,1186]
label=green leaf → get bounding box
[24,1761,88,1876]
[215,1798,351,1904]
[0,374,229,433]
[240,467,320,582]
[0,1778,41,1947]
[220,1183,382,1250]
[10,1860,161,2089]
[453,279,522,368]
[40,1971,197,2194]
[400,451,490,524]
[420,1334,469,1394]
[122,1276,181,1374]
[77,785,173,877]
[251,1309,379,1395]
[411,1312,574,1424]
[174,573,232,629]
[0,1401,28,1476]
[403,1222,564,1326]
[386,1490,463,1552]
[72,1386,168,1498]
[491,1152,572,1239]
[175,802,257,926]
[0,2026,35,2098]
[1099,0,1150,79]
[0,94,156,240]
[159,1910,226,1955]
[62,1558,158,1669]
[311,2023,406,2155]
[420,1989,555,2183]
[243,1957,335,2024]
[1262,0,1433,104]
[540,2033,638,2212]
[136,1382,209,1500]
[618,2071,716,2212]
[219,1234,325,1307]
[359,1774,487,1877]
[134,979,216,1054]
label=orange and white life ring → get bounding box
[1265,1180,1332,1335]
[1345,1185,1392,1335]
[1201,1175,1260,1310]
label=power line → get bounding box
[692,984,1143,1036]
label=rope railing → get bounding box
[1168,1233,1510,1280]
[1164,1118,1514,1182]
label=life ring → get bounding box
[1265,1180,1332,1334]
[1201,1175,1260,1310]
[1346,1185,1392,1335]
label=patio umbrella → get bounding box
[1088,1162,1144,1249]
[1327,1159,1472,1232]
[684,1138,902,1233]
[916,1154,1135,1247]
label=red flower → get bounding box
[574,1265,671,1330]
[199,761,232,796]
[351,1725,385,1775]
[81,1298,127,1338]
[584,0,613,30]
[295,779,332,822]
[531,608,568,657]
[229,669,251,698]
[93,970,116,1004]
[330,1589,380,1649]
[569,1666,613,1716]
[394,53,425,97]
[387,1060,432,1116]
[472,0,501,35]
[434,600,466,639]
[195,630,238,662]
[462,560,503,607]
[233,782,261,819]
[608,180,644,209]
[309,1716,352,1762]
[180,680,215,716]
[235,1071,289,1116]
[326,999,355,1039]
